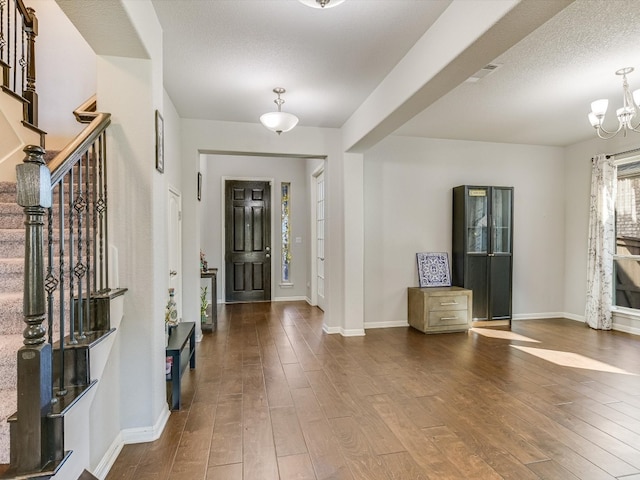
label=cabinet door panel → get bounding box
[467,255,488,320]
[466,188,488,253]
[491,188,513,254]
[490,256,512,319]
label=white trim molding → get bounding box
[364,320,409,329]
[512,312,568,321]
[121,406,170,444]
[322,324,365,336]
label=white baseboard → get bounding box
[364,320,409,329]
[273,295,307,302]
[512,312,567,321]
[94,407,170,479]
[121,406,170,444]
[93,433,124,480]
[507,312,639,336]
[322,324,365,336]
[612,322,640,336]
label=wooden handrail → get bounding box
[15,0,35,27]
[48,95,111,185]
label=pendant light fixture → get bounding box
[259,88,299,135]
[588,67,640,139]
[298,0,346,9]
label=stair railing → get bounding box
[0,0,38,125]
[10,96,111,477]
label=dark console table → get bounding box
[166,321,196,410]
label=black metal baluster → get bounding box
[0,0,6,67]
[96,133,107,291]
[74,160,86,340]
[85,149,93,332]
[11,0,16,92]
[18,10,24,99]
[57,179,67,397]
[91,142,98,293]
[68,168,76,345]
[103,132,109,290]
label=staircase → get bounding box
[0,181,22,464]
[1,2,131,477]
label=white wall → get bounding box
[202,154,311,302]
[364,135,566,326]
[95,0,169,448]
[30,0,96,150]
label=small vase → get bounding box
[165,288,178,327]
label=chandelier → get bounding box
[298,0,346,8]
[588,67,640,139]
[259,88,299,135]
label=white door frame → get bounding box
[310,164,325,309]
[168,185,183,320]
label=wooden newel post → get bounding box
[13,144,54,473]
[17,144,50,345]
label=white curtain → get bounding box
[585,154,616,330]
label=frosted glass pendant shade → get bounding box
[260,111,299,135]
[299,0,346,8]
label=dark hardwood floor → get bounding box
[106,302,640,480]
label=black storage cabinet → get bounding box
[452,185,513,324]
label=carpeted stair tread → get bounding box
[0,335,23,391]
[0,229,24,259]
[0,387,16,465]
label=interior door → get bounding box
[168,187,182,320]
[315,170,326,311]
[225,180,271,302]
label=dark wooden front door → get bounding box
[225,180,271,302]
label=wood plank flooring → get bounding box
[106,302,640,480]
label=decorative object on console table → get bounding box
[408,286,472,334]
[165,287,179,336]
[416,252,451,287]
[452,185,513,326]
[200,268,218,331]
[200,250,207,271]
[155,110,164,173]
[200,286,209,324]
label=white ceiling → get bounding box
[151,0,640,148]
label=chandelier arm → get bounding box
[628,116,640,133]
[596,122,623,137]
[596,129,618,140]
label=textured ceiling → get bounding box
[151,0,451,127]
[151,0,640,148]
[396,0,640,147]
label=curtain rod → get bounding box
[605,146,640,159]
